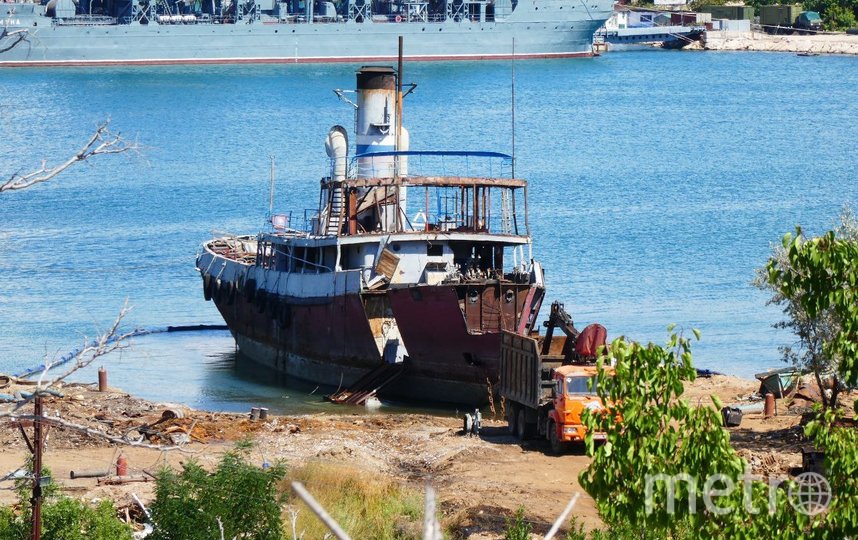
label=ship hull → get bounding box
[208,276,541,406]
[1,0,612,66]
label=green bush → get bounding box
[149,443,286,540]
[504,507,532,540]
[0,497,131,539]
[0,461,131,540]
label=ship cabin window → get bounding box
[427,244,443,257]
[290,246,329,273]
[451,242,503,275]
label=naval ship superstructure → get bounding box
[0,0,613,66]
[196,65,545,405]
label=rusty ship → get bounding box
[196,64,545,405]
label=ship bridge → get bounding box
[313,150,529,239]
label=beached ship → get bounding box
[196,64,545,404]
[0,0,613,67]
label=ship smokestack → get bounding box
[355,66,398,178]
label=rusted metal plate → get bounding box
[341,176,527,189]
[480,286,500,332]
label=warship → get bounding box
[0,0,613,66]
[195,62,546,405]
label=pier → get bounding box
[595,25,705,48]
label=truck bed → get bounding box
[499,331,561,410]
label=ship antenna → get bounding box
[511,37,516,179]
[268,155,276,219]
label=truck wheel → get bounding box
[507,404,518,436]
[516,408,534,440]
[548,421,565,455]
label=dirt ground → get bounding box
[0,374,851,538]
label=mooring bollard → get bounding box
[764,392,775,418]
[98,367,108,392]
[259,407,269,421]
[250,407,261,421]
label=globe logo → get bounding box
[788,472,831,516]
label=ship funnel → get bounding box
[355,66,398,178]
[325,125,349,182]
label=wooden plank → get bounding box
[375,248,400,280]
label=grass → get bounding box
[286,462,424,540]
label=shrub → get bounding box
[149,443,286,540]
[0,461,131,540]
[503,507,532,540]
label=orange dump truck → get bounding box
[498,302,611,454]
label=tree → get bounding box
[803,0,858,30]
[2,122,153,539]
[578,330,782,538]
[754,206,858,410]
[1,120,137,194]
[581,327,858,539]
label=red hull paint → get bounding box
[387,286,501,385]
[0,51,592,68]
[209,279,542,402]
[215,292,381,371]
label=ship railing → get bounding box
[397,212,514,235]
[343,150,514,180]
[267,210,322,237]
[372,13,448,23]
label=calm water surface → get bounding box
[1,49,856,413]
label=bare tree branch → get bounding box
[39,301,135,390]
[0,303,201,454]
[2,302,134,416]
[0,27,29,55]
[5,414,194,452]
[1,119,139,193]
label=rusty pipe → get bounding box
[70,470,110,479]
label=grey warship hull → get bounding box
[1,0,612,67]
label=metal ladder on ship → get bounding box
[326,186,345,235]
[326,363,405,405]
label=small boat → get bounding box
[754,367,802,398]
[796,52,820,57]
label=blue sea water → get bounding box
[1,49,856,413]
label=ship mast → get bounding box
[395,36,404,231]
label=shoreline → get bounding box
[2,373,844,537]
[701,30,858,55]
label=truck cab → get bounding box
[546,364,612,454]
[795,11,822,32]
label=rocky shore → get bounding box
[703,30,858,55]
